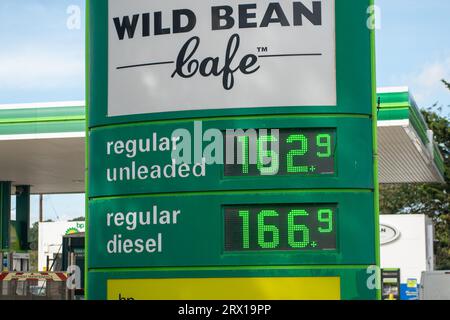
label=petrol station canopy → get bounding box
[0,87,444,194]
[378,87,445,184]
[0,101,85,194]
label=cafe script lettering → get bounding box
[113,2,323,90]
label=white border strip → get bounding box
[377,86,409,94]
[0,101,85,111]
[0,132,85,141]
[377,119,410,127]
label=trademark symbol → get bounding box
[257,46,268,53]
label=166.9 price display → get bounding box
[224,204,337,251]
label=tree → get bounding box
[29,222,39,250]
[29,219,54,250]
[69,216,85,222]
[443,79,450,91]
[28,219,53,271]
[380,82,450,269]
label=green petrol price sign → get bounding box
[87,0,379,300]
[88,117,373,196]
[88,192,374,267]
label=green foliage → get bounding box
[69,216,85,222]
[380,108,450,269]
[422,106,450,180]
[28,220,54,271]
[443,79,450,91]
[380,183,450,269]
[28,222,39,271]
[29,221,39,249]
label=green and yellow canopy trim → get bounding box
[377,87,429,146]
[0,101,85,137]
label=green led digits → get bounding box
[238,136,249,174]
[318,209,333,233]
[257,135,279,175]
[288,210,310,248]
[257,210,280,249]
[316,134,331,158]
[238,210,250,249]
[225,205,337,251]
[286,134,308,173]
[224,128,335,177]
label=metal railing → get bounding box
[0,272,68,300]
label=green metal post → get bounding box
[16,185,30,251]
[0,182,11,250]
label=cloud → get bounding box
[390,55,450,108]
[392,56,450,107]
[0,45,85,92]
[415,60,449,88]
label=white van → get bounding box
[420,271,450,300]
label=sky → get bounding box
[376,0,450,112]
[0,0,449,222]
[11,194,85,225]
[0,0,85,103]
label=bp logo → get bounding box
[65,227,80,235]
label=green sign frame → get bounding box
[89,117,373,197]
[86,0,380,300]
[88,191,375,268]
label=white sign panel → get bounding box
[108,0,337,116]
[380,223,401,245]
[380,215,434,284]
